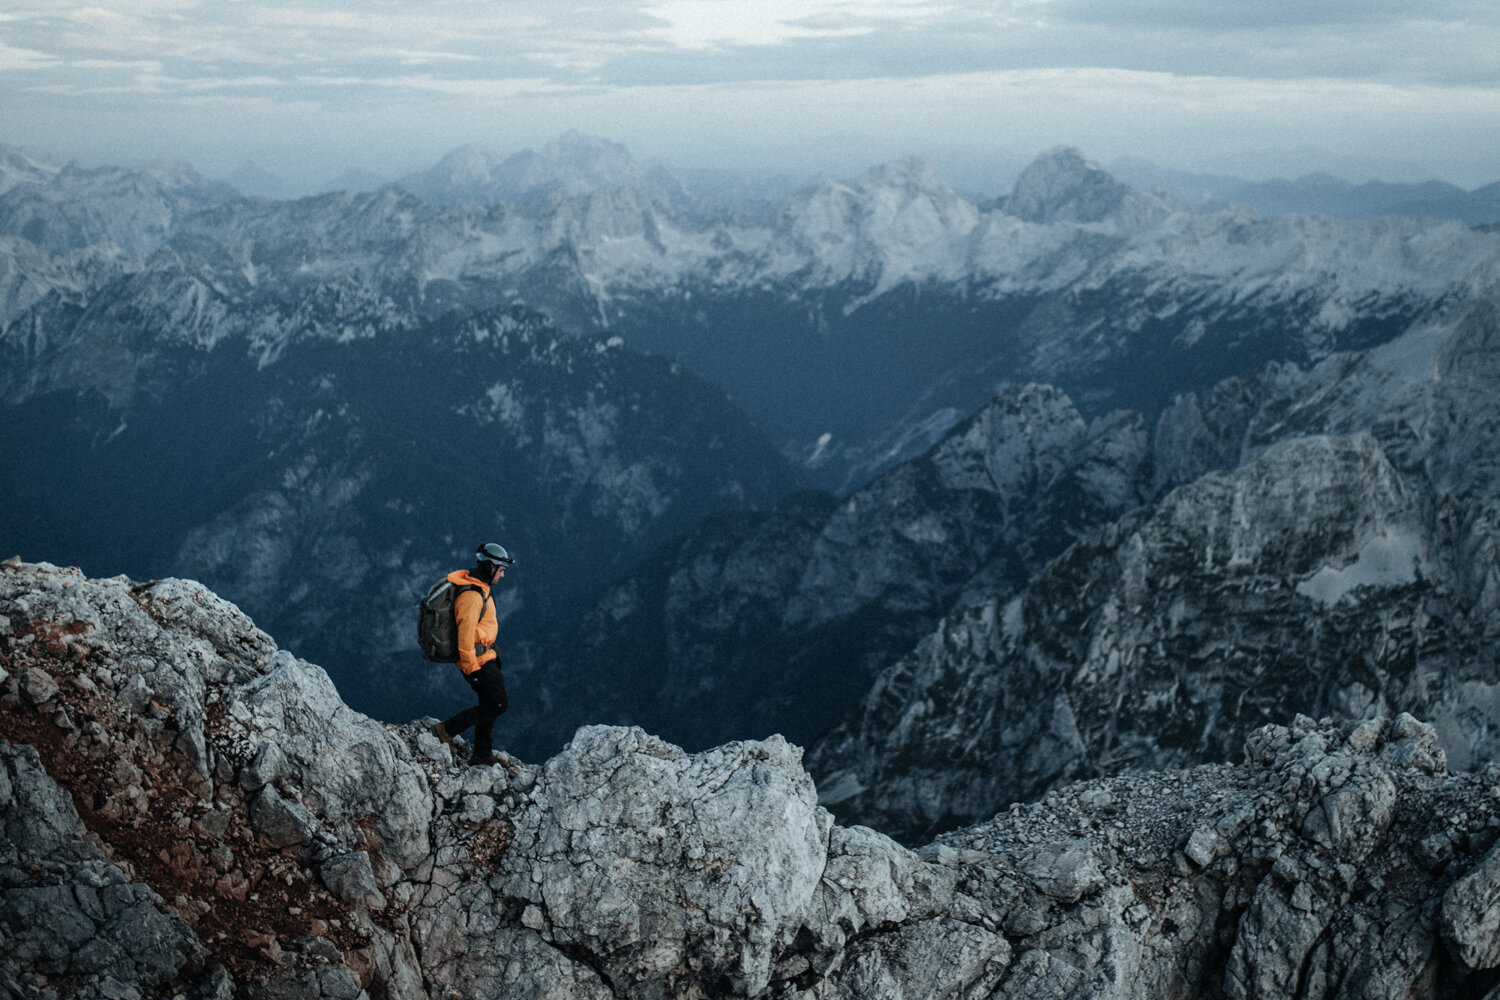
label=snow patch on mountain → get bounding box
[1296,525,1427,605]
[0,143,61,196]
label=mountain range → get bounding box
[4,134,1500,828]
[507,383,1155,758]
[1113,157,1500,227]
[1,301,803,724]
[5,140,1498,493]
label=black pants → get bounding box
[443,661,508,755]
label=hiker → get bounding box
[431,542,514,765]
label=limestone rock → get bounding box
[1442,841,1500,969]
[320,851,384,911]
[0,745,204,995]
[493,726,831,997]
[20,667,58,706]
[6,560,1500,999]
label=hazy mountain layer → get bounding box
[1112,157,1500,226]
[5,144,1496,488]
[0,158,235,255]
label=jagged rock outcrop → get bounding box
[0,558,965,999]
[809,432,1435,838]
[935,712,1500,1000]
[5,559,1500,999]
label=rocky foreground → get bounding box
[4,558,1500,999]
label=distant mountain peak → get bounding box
[543,130,633,160]
[223,161,295,199]
[1002,145,1184,230]
[138,157,205,182]
[860,155,953,196]
[400,133,644,206]
[497,132,642,198]
[432,143,503,176]
[1003,146,1135,224]
[0,143,63,196]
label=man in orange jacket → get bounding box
[432,542,513,765]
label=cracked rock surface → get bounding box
[5,558,1500,998]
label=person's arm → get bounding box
[454,588,483,674]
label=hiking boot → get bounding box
[431,721,454,745]
[470,751,497,767]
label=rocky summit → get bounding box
[5,557,1500,1000]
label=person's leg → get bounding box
[440,664,493,739]
[441,703,479,738]
[469,663,508,758]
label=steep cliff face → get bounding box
[5,559,1500,1000]
[810,300,1500,842]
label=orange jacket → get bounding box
[448,569,499,675]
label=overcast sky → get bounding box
[3,0,1499,190]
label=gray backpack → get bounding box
[416,580,492,663]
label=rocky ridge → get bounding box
[6,558,1500,999]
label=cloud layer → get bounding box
[2,0,1498,186]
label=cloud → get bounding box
[1,0,1498,187]
[640,0,894,49]
[6,0,1497,91]
[1048,0,1498,31]
[0,40,55,71]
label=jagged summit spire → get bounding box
[859,155,950,192]
[399,132,644,205]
